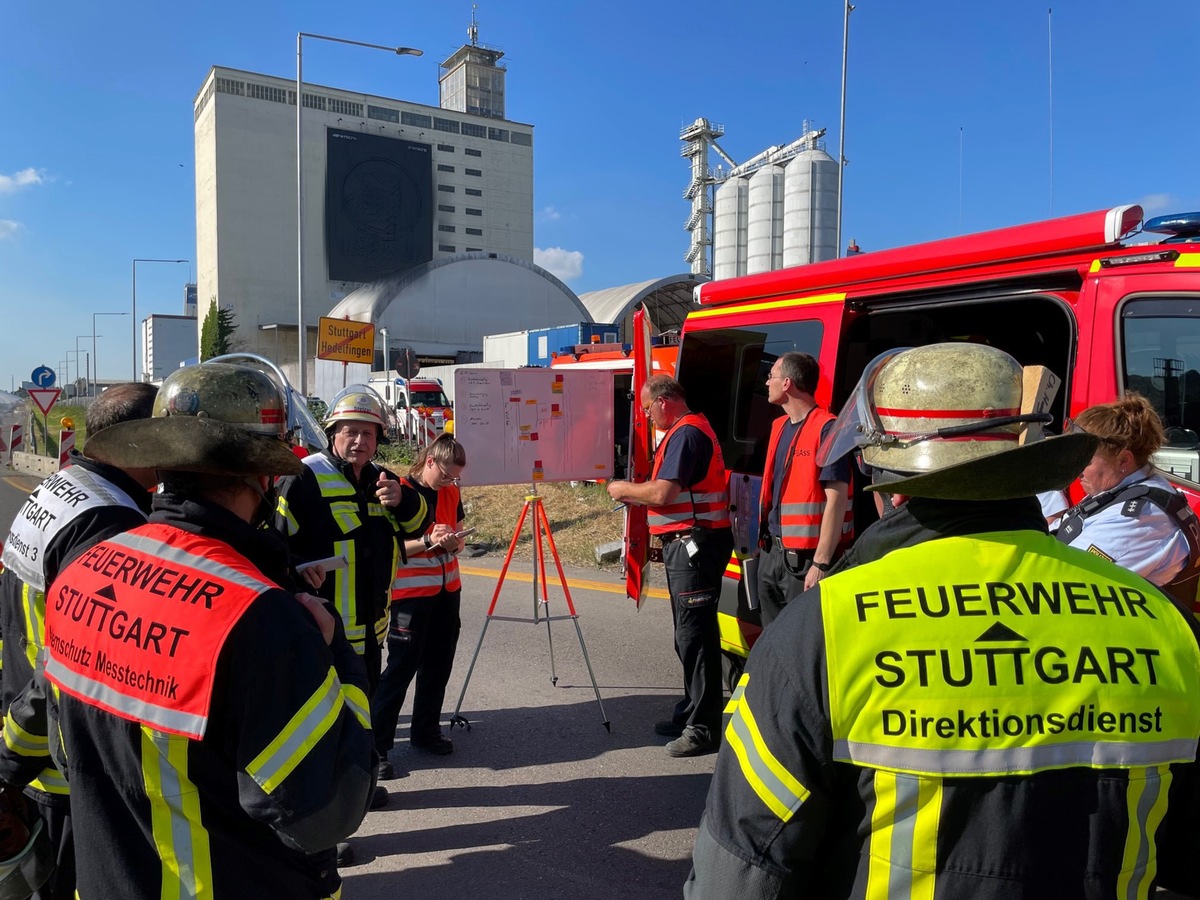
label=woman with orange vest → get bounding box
[373,435,468,768]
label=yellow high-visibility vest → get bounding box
[821,530,1200,776]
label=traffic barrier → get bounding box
[416,409,439,448]
[4,424,21,466]
[58,429,75,470]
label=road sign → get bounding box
[27,388,61,416]
[317,317,374,364]
[31,366,56,388]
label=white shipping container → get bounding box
[482,330,530,366]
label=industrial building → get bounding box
[192,26,535,386]
[681,118,839,280]
[191,20,718,397]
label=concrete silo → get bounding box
[782,146,839,267]
[713,176,748,280]
[746,165,784,275]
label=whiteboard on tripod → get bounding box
[453,368,614,486]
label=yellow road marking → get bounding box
[458,564,670,601]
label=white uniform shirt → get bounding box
[1037,490,1069,531]
[1062,467,1191,586]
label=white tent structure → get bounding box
[309,253,588,400]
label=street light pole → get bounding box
[297,32,423,397]
[75,335,93,398]
[93,311,129,397]
[835,0,854,259]
[133,259,188,381]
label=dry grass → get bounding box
[458,481,624,569]
[378,446,624,570]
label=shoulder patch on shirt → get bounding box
[1086,544,1115,562]
[1120,497,1148,518]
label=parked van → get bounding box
[369,375,453,440]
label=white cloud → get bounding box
[0,168,45,194]
[1137,193,1177,215]
[534,246,584,282]
[0,221,19,240]
[539,206,562,221]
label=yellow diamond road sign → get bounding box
[317,317,375,364]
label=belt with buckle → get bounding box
[659,531,688,546]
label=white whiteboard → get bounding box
[454,368,614,486]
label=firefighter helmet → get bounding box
[817,343,1097,500]
[0,789,53,899]
[324,384,391,444]
[85,362,303,477]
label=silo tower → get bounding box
[696,122,836,279]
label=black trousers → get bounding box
[371,590,462,756]
[662,528,734,743]
[757,539,811,629]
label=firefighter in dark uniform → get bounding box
[687,343,1200,898]
[608,375,734,758]
[0,382,158,899]
[42,362,376,900]
[273,384,425,813]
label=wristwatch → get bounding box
[812,560,831,572]
[422,534,433,550]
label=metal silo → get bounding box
[783,148,839,267]
[746,165,784,274]
[713,177,748,280]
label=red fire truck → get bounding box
[670,204,1200,676]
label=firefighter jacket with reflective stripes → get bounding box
[758,410,853,552]
[648,414,731,535]
[687,504,1200,899]
[391,481,462,600]
[275,451,426,655]
[45,496,375,900]
[0,454,150,807]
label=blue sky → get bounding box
[2,0,1197,390]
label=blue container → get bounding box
[527,323,620,366]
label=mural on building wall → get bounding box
[325,128,433,282]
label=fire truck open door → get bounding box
[623,305,654,608]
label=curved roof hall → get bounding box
[327,252,589,341]
[578,273,708,337]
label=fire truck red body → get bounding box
[670,204,1200,668]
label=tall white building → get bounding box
[192,41,534,365]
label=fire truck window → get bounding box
[1122,297,1200,456]
[677,320,823,472]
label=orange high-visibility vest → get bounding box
[391,484,462,599]
[43,523,271,740]
[647,413,731,536]
[759,410,854,551]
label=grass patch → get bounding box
[374,453,624,571]
[459,482,624,570]
[24,403,88,457]
[377,444,624,570]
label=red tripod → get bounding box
[451,492,610,731]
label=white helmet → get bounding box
[324,384,391,444]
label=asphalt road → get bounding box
[0,472,711,899]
